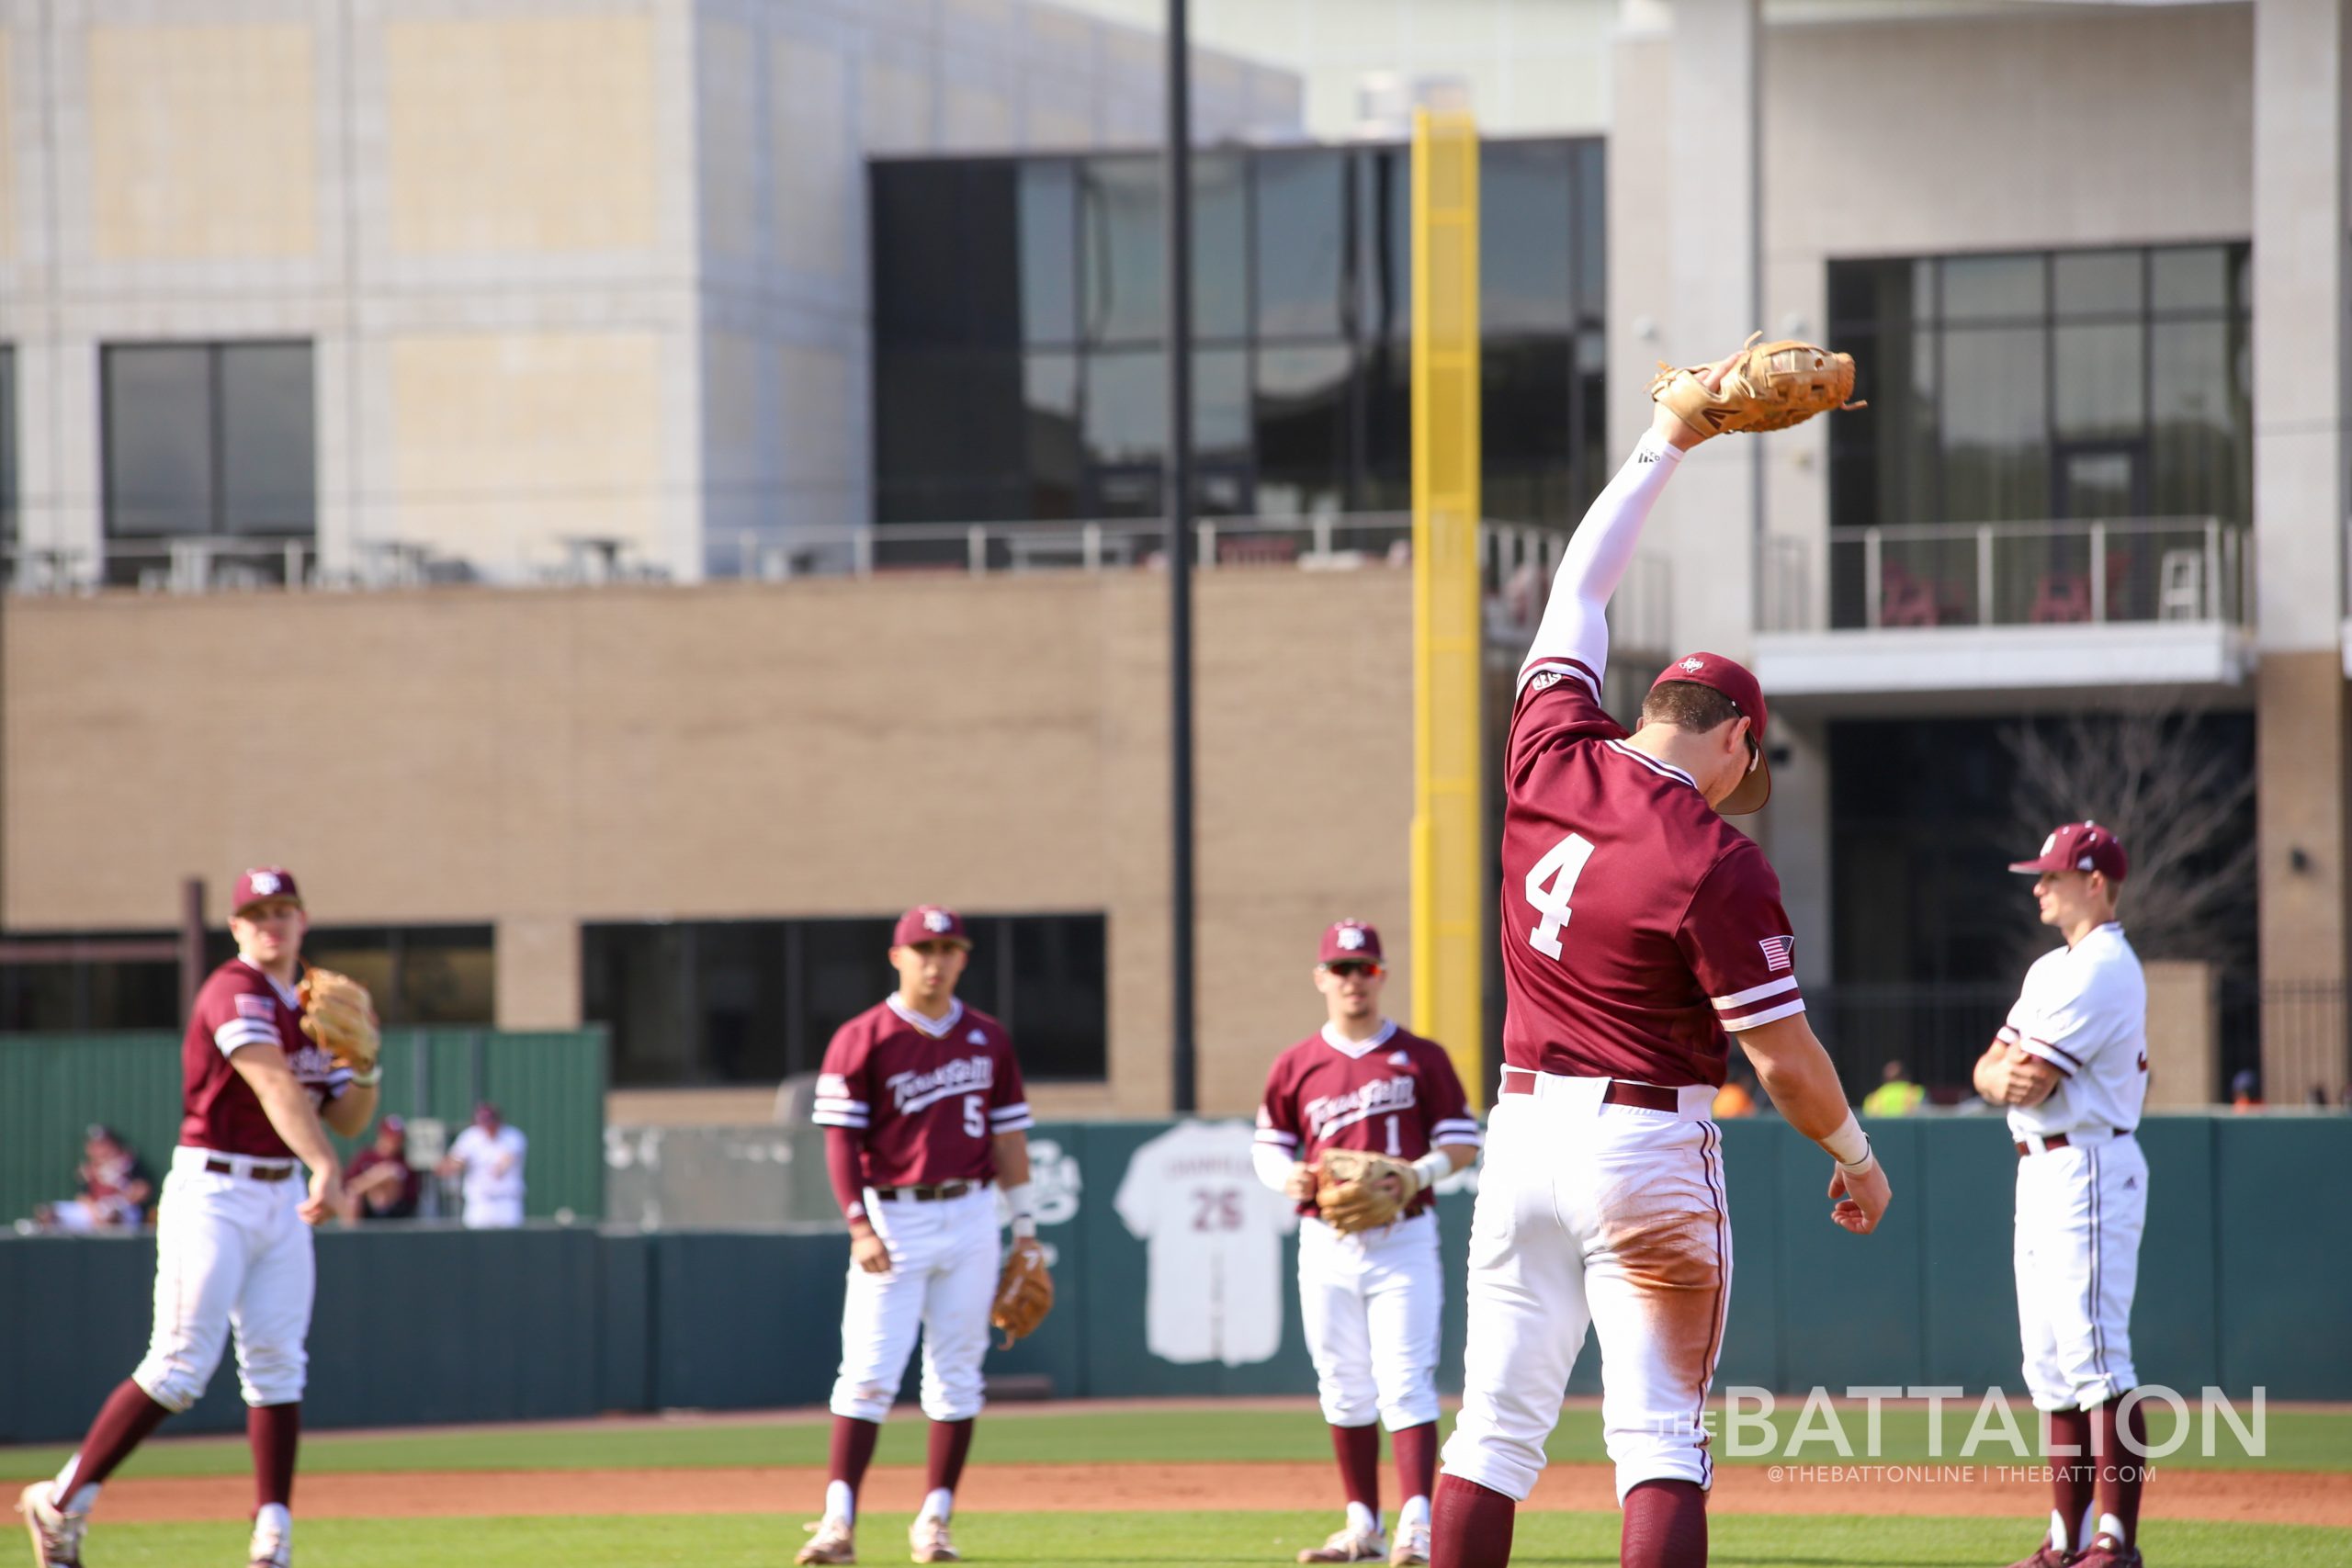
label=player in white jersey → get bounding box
[1973,822,2151,1568]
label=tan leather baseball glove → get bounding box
[298,966,381,1074]
[1317,1148,1420,1234]
[990,1236,1054,1346]
[1648,332,1863,441]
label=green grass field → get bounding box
[2,1401,2342,1482]
[38,1513,2351,1568]
[4,1404,2342,1567]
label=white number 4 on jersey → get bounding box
[1525,832,1596,959]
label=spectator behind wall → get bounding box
[34,1125,155,1233]
[340,1115,421,1223]
[1861,1060,1927,1117]
[438,1102,527,1228]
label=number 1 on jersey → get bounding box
[1525,832,1596,959]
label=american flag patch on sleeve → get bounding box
[1758,936,1795,973]
[235,994,276,1021]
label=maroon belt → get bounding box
[1500,1076,1681,1112]
[205,1156,295,1182]
[2014,1129,2130,1157]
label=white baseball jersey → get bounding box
[1114,1121,1298,1368]
[2001,922,2148,1139]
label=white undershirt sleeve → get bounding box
[1251,1140,1298,1194]
[1524,429,1686,682]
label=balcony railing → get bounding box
[1761,517,2248,634]
[7,516,1581,605]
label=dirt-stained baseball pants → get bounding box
[1442,1075,1729,1504]
[132,1146,315,1412]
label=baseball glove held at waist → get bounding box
[991,1236,1054,1346]
[1649,332,1863,441]
[1316,1148,1421,1234]
[298,966,381,1074]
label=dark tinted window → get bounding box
[102,342,316,550]
[584,914,1110,1086]
[0,345,15,541]
[873,138,1607,527]
[1827,243,2250,534]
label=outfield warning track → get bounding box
[82,1461,2339,1526]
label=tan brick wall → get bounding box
[87,24,316,261]
[385,15,658,255]
[388,333,665,571]
[4,570,1417,1115]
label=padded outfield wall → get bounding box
[0,1115,2343,1443]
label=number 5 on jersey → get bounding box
[1526,832,1596,959]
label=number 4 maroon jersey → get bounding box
[1254,1021,1481,1218]
[811,996,1035,1188]
[1500,657,1805,1089]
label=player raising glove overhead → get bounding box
[1256,921,1481,1566]
[1430,343,1884,1568]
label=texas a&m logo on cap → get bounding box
[232,866,303,914]
[1679,657,1705,674]
[891,904,973,948]
[1318,919,1385,965]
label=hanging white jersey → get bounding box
[1112,1120,1299,1368]
[2001,922,2149,1139]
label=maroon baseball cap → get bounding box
[1650,651,1771,815]
[892,905,973,948]
[232,866,303,914]
[1318,919,1384,966]
[2010,821,2129,882]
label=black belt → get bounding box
[2014,1128,2131,1157]
[1499,1076,1681,1112]
[205,1156,295,1182]
[872,1180,983,1202]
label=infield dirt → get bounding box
[85,1461,2344,1526]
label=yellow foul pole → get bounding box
[1409,108,1485,1106]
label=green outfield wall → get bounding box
[0,1028,607,1227]
[0,1114,2343,1443]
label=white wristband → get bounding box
[1409,1150,1452,1194]
[1004,1180,1037,1233]
[1821,1111,1873,1169]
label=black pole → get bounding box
[1165,0,1196,1114]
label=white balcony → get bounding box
[1756,518,2254,699]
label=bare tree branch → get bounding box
[1998,700,2255,968]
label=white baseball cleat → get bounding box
[17,1483,86,1568]
[1297,1525,1389,1563]
[797,1516,858,1565]
[909,1515,961,1562]
[248,1515,292,1567]
[1389,1519,1432,1565]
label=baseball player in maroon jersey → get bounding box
[800,907,1041,1566]
[18,869,379,1568]
[1255,920,1481,1565]
[1430,369,1894,1568]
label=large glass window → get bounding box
[1828,244,2251,532]
[0,925,491,1034]
[871,136,1607,532]
[583,913,1109,1087]
[1,346,16,544]
[101,343,316,581]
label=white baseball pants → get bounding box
[131,1148,315,1412]
[2015,1132,2146,1412]
[1297,1211,1443,1430]
[1442,1077,1729,1504]
[831,1186,999,1423]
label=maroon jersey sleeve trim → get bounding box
[1430,1116,1483,1146]
[988,1102,1035,1133]
[1517,656,1602,701]
[213,1018,280,1055]
[812,1070,871,1129]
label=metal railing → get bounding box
[7,516,1584,610]
[1760,517,2248,634]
